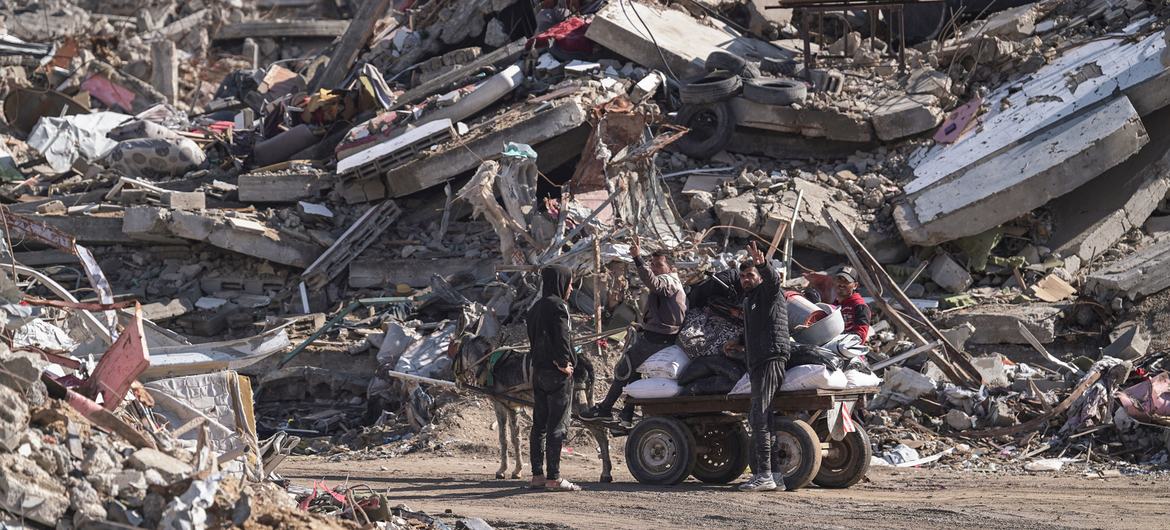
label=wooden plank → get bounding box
[308,0,392,92]
[150,40,177,104]
[214,20,350,41]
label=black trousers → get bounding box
[530,371,572,480]
[748,359,785,475]
[597,332,674,420]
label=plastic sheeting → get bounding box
[26,111,131,173]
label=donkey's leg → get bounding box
[590,425,613,483]
[493,400,509,479]
[508,407,523,479]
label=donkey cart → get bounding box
[623,387,879,490]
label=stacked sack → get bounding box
[622,346,691,399]
[730,343,880,395]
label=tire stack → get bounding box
[674,51,809,160]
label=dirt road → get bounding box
[282,453,1169,529]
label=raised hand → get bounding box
[747,241,764,265]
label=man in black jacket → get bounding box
[737,241,790,492]
[526,265,582,491]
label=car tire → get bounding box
[672,101,735,160]
[679,71,742,104]
[743,77,808,106]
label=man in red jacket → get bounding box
[833,267,871,345]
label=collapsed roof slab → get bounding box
[586,1,792,80]
[1049,107,1170,263]
[907,20,1170,196]
[896,96,1149,247]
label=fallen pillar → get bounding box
[586,1,791,79]
[939,304,1063,345]
[896,96,1149,246]
[238,166,329,203]
[1086,236,1170,299]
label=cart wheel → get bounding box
[625,417,697,485]
[772,418,822,491]
[690,422,750,484]
[813,420,872,489]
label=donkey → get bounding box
[455,334,614,483]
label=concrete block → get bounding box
[940,304,1062,344]
[945,409,974,431]
[1101,325,1150,360]
[123,206,168,235]
[127,448,193,482]
[971,354,1011,388]
[1086,237,1170,299]
[871,93,943,142]
[141,298,194,321]
[940,322,976,351]
[167,210,215,240]
[897,96,1149,246]
[714,194,758,230]
[926,253,972,293]
[163,191,205,210]
[586,1,791,79]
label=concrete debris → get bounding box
[0,1,1169,524]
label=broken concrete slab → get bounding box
[871,93,943,142]
[1087,236,1170,299]
[127,448,193,482]
[348,257,496,289]
[340,98,589,203]
[927,252,972,294]
[725,128,876,160]
[714,193,758,231]
[940,304,1063,344]
[586,1,791,79]
[0,453,69,526]
[760,178,865,257]
[238,168,329,203]
[1049,107,1170,262]
[897,96,1149,246]
[730,97,874,143]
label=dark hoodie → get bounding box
[527,265,575,376]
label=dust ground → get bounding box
[281,453,1169,529]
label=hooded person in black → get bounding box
[526,265,582,491]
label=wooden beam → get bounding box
[966,371,1101,438]
[309,0,393,92]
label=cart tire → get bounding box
[690,422,750,484]
[772,418,821,491]
[625,417,697,485]
[813,421,872,489]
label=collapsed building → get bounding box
[0,0,1169,526]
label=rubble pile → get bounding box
[0,0,1169,524]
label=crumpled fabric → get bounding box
[1117,371,1170,426]
[679,308,742,359]
[27,112,131,173]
